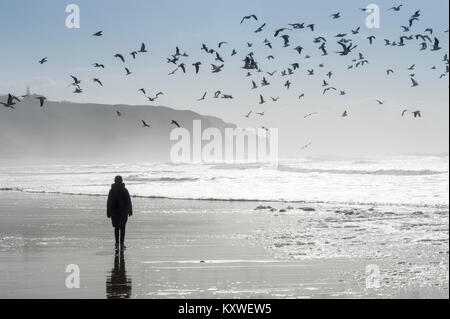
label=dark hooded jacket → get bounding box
[107,182,133,227]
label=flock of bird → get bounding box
[1,4,449,150]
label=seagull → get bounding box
[401,26,410,32]
[93,78,103,86]
[300,142,312,150]
[352,27,361,34]
[251,81,258,89]
[284,80,291,89]
[38,57,48,64]
[92,31,103,36]
[36,96,46,107]
[323,87,337,95]
[331,12,341,19]
[367,36,376,44]
[304,112,318,119]
[211,64,224,73]
[411,77,419,87]
[171,120,181,128]
[386,69,394,75]
[388,5,402,11]
[114,54,125,63]
[408,64,416,71]
[336,42,357,56]
[254,23,266,33]
[130,51,138,59]
[70,75,81,85]
[271,97,279,102]
[261,77,270,86]
[245,111,252,118]
[116,111,122,117]
[259,95,266,104]
[93,63,105,68]
[138,43,147,53]
[342,110,348,117]
[319,43,328,56]
[198,92,207,101]
[138,88,146,95]
[240,15,258,24]
[431,38,442,51]
[401,109,410,117]
[142,120,150,128]
[376,99,384,105]
[73,85,83,94]
[125,67,132,75]
[256,111,265,116]
[412,111,421,118]
[1,94,19,108]
[178,63,186,73]
[294,46,303,54]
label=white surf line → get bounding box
[141,259,283,264]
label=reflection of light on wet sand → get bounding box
[142,259,281,264]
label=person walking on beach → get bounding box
[107,176,133,250]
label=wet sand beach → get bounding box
[0,191,448,299]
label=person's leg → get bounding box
[114,227,120,245]
[120,224,126,247]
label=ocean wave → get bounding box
[277,165,447,176]
[1,187,447,210]
[126,175,199,183]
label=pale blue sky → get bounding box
[0,0,448,156]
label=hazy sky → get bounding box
[0,0,448,157]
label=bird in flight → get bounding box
[93,78,103,86]
[114,54,125,63]
[36,96,46,107]
[142,120,150,128]
[342,110,348,117]
[330,12,341,19]
[171,120,181,128]
[336,42,357,56]
[93,63,105,68]
[92,31,103,36]
[388,5,403,11]
[245,111,252,118]
[240,15,257,24]
[70,75,81,86]
[198,91,207,101]
[254,23,266,33]
[410,77,419,87]
[304,112,318,119]
[412,111,421,118]
[300,142,312,150]
[138,43,147,53]
[431,38,442,51]
[259,95,266,104]
[39,57,48,64]
[1,94,20,108]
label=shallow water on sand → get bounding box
[0,191,448,298]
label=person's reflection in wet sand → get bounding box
[106,250,132,299]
